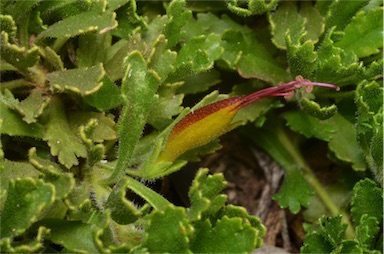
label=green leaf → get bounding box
[36,11,117,40]
[0,15,17,38]
[300,97,338,120]
[301,215,347,253]
[105,177,140,225]
[83,76,123,111]
[38,218,100,253]
[77,33,112,68]
[273,169,314,214]
[163,0,192,48]
[0,226,49,253]
[222,30,288,83]
[46,63,105,96]
[177,69,221,94]
[285,112,366,171]
[125,176,170,211]
[39,46,64,71]
[187,168,227,221]
[355,80,383,182]
[355,214,380,250]
[1,159,40,190]
[191,216,259,253]
[335,8,383,58]
[286,36,317,79]
[43,96,87,169]
[226,0,277,17]
[0,99,44,138]
[147,85,184,130]
[0,31,40,74]
[324,0,369,32]
[0,178,55,237]
[141,205,193,253]
[108,51,159,183]
[269,2,306,49]
[29,148,75,200]
[350,178,383,226]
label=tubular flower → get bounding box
[157,78,339,162]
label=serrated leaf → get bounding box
[0,15,17,38]
[316,28,365,85]
[300,97,338,120]
[36,11,117,40]
[39,46,64,71]
[43,96,87,169]
[0,178,55,237]
[0,226,49,253]
[285,111,335,141]
[3,0,41,23]
[191,216,259,253]
[0,100,44,138]
[226,0,277,17]
[300,2,324,43]
[38,218,100,253]
[147,87,184,130]
[222,30,288,83]
[335,8,383,58]
[46,64,105,95]
[273,169,314,214]
[177,69,221,94]
[269,1,306,49]
[187,168,227,221]
[301,215,347,253]
[350,178,383,226]
[286,36,317,79]
[355,214,380,250]
[105,177,140,225]
[18,89,50,124]
[77,32,112,68]
[1,159,40,190]
[29,148,75,200]
[83,76,123,111]
[147,35,177,81]
[324,0,369,32]
[142,205,193,253]
[163,0,192,48]
[0,31,40,74]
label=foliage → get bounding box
[1,0,382,252]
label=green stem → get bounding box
[0,79,32,91]
[276,127,355,238]
[52,37,69,52]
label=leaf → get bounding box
[105,177,140,225]
[222,30,288,83]
[301,215,347,253]
[39,46,64,71]
[355,80,383,182]
[286,36,317,79]
[285,112,366,171]
[147,86,184,130]
[38,218,100,253]
[46,64,105,96]
[226,0,278,17]
[191,216,259,253]
[355,214,380,250]
[0,99,44,138]
[0,178,55,237]
[350,178,383,226]
[125,176,170,211]
[108,51,160,183]
[141,205,193,253]
[273,169,314,214]
[83,76,123,111]
[163,0,192,48]
[29,148,75,200]
[0,15,17,38]
[0,226,49,253]
[43,96,87,169]
[187,168,227,221]
[177,69,221,94]
[0,31,40,74]
[335,8,383,58]
[36,11,117,40]
[324,0,370,32]
[269,1,306,49]
[77,33,112,68]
